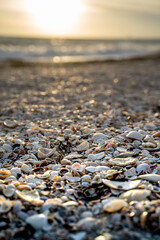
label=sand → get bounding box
[0,58,160,239]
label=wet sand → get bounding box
[0,59,160,240]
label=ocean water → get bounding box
[0,36,160,63]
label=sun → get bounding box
[26,0,84,35]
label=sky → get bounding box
[0,0,160,38]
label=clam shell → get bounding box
[0,200,12,213]
[103,199,128,213]
[3,186,15,197]
[77,141,89,151]
[37,147,56,159]
[16,190,40,202]
[65,153,82,159]
[119,189,151,202]
[88,152,105,161]
[103,179,141,190]
[65,173,81,182]
[108,158,138,167]
[138,174,160,183]
[3,120,18,128]
[140,142,160,151]
[0,169,11,179]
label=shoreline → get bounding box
[0,51,160,68]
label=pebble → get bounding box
[103,199,127,213]
[21,163,32,173]
[126,131,143,141]
[26,214,48,230]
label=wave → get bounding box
[0,37,160,64]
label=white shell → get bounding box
[103,179,141,190]
[65,153,82,159]
[138,174,160,183]
[0,200,12,213]
[92,133,106,142]
[77,141,89,151]
[26,214,48,230]
[16,190,40,202]
[37,147,56,159]
[119,189,151,202]
[88,152,105,161]
[126,131,143,141]
[103,199,127,213]
[108,158,138,167]
[3,120,18,128]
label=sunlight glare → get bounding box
[26,0,84,35]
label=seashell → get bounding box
[140,211,148,229]
[124,167,136,178]
[3,186,15,197]
[77,141,89,152]
[16,189,40,202]
[126,131,143,141]
[81,175,91,181]
[103,199,127,213]
[21,163,32,174]
[153,131,160,138]
[26,214,48,230]
[37,147,56,159]
[11,167,21,178]
[0,195,6,204]
[0,169,11,179]
[140,142,160,151]
[108,158,138,167]
[92,133,106,142]
[3,120,18,128]
[0,200,12,213]
[88,152,105,161]
[138,174,160,183]
[136,163,151,174]
[71,163,84,172]
[36,170,51,179]
[65,173,81,182]
[86,166,97,173]
[63,201,78,207]
[119,189,151,202]
[3,143,12,152]
[82,128,92,137]
[17,185,32,191]
[65,153,82,159]
[96,166,110,172]
[59,168,68,176]
[61,159,71,165]
[103,179,141,190]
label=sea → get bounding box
[0,36,160,63]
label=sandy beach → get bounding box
[0,58,160,239]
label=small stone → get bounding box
[126,131,143,141]
[11,167,21,177]
[21,164,32,173]
[92,133,106,142]
[77,141,89,151]
[26,214,48,230]
[103,199,127,213]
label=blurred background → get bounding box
[0,0,160,62]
